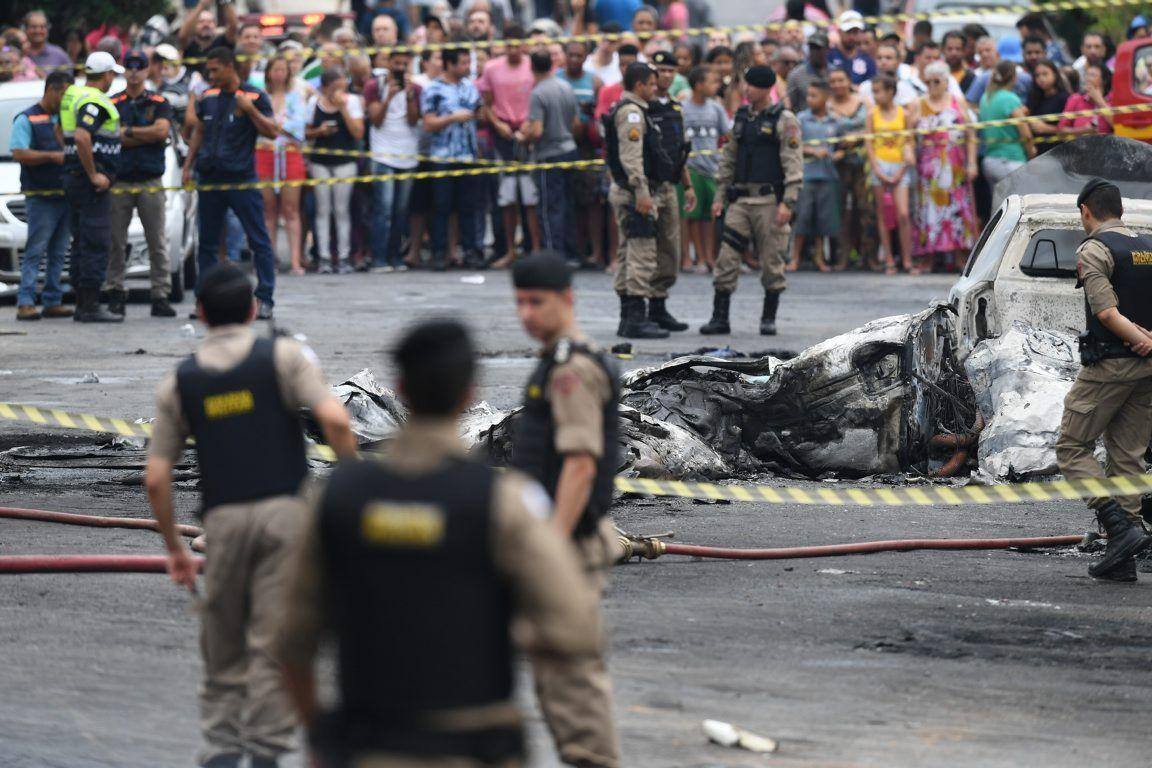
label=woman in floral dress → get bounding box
[913,61,977,272]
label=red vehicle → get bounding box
[239,12,355,43]
[1111,36,1152,142]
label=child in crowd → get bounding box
[865,74,915,274]
[790,80,841,272]
[680,66,731,273]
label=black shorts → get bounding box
[408,162,434,214]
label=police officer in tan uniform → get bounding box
[647,51,695,333]
[1056,178,1152,582]
[604,62,679,339]
[701,65,803,336]
[145,263,357,768]
[510,252,625,767]
[278,320,600,768]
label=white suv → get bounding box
[0,79,197,303]
[949,193,1152,361]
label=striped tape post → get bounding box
[2,402,1150,507]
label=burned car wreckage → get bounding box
[329,143,1152,485]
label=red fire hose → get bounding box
[622,534,1083,561]
[0,555,203,574]
[0,505,1083,572]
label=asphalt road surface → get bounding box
[2,269,1150,768]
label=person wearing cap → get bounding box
[278,317,601,768]
[105,49,177,319]
[702,65,803,336]
[509,252,624,768]
[145,262,356,768]
[184,47,280,320]
[827,11,875,85]
[13,70,74,322]
[151,43,199,129]
[786,31,830,117]
[647,50,695,331]
[59,51,124,323]
[604,62,676,338]
[1055,179,1152,583]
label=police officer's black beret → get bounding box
[512,252,572,290]
[1077,177,1120,209]
[744,66,777,88]
[651,50,676,67]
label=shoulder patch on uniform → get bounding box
[788,137,800,148]
[554,337,572,364]
[628,127,641,141]
[85,104,100,116]
[626,112,642,123]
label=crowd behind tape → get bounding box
[6,0,1147,72]
[9,101,1149,199]
[4,401,1151,507]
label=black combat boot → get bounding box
[73,288,123,323]
[648,297,688,332]
[1094,557,1138,583]
[106,289,127,317]
[1088,500,1152,579]
[151,298,176,317]
[699,291,731,335]
[618,296,669,339]
[760,291,781,336]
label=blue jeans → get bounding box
[430,169,480,259]
[371,161,414,267]
[19,196,71,307]
[225,209,246,261]
[534,150,576,258]
[196,186,276,305]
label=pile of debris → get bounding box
[326,306,1087,484]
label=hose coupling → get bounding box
[616,534,668,561]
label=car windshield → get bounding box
[0,96,40,158]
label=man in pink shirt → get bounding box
[479,24,541,268]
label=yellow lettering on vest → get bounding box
[361,503,446,548]
[203,389,255,419]
[1131,251,1152,266]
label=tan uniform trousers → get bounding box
[532,518,623,768]
[609,185,679,299]
[199,495,306,764]
[1055,374,1152,522]
[106,178,171,298]
[713,196,789,295]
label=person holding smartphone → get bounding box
[364,50,422,272]
[305,68,365,274]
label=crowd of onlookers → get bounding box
[3,2,1150,276]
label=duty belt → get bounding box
[727,183,775,202]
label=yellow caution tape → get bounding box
[3,401,1149,506]
[13,0,1149,72]
[11,100,1146,199]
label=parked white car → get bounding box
[0,79,197,303]
[949,193,1152,361]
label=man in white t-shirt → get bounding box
[364,49,423,271]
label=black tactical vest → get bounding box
[603,98,663,189]
[1084,230,1152,348]
[511,339,620,538]
[176,336,309,514]
[18,104,64,192]
[315,456,522,761]
[733,104,786,191]
[646,97,689,184]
